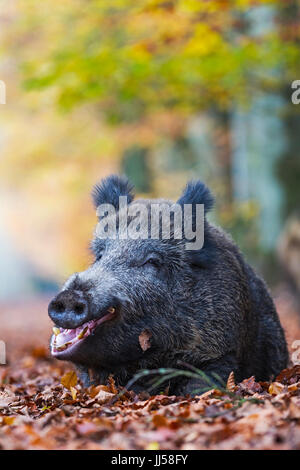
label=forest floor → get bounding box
[0,285,300,450]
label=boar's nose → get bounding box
[48,290,89,329]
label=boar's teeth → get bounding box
[77,327,88,339]
[56,342,72,351]
[53,327,61,336]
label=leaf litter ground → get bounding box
[0,289,300,450]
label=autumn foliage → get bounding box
[1,293,300,450]
[1,354,300,450]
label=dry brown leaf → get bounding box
[139,329,152,351]
[195,389,216,400]
[276,365,300,385]
[0,292,299,450]
[152,414,169,428]
[88,384,110,398]
[94,389,115,404]
[238,376,262,394]
[61,371,78,390]
[226,371,236,392]
[108,375,118,394]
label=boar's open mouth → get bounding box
[50,308,116,356]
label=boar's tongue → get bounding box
[51,310,116,354]
[53,321,95,350]
[55,329,78,348]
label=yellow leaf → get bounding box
[268,382,285,396]
[70,386,77,400]
[61,371,78,390]
[3,416,15,425]
[146,442,160,450]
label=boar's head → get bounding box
[48,175,214,373]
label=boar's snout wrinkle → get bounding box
[48,175,289,395]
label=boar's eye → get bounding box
[143,255,162,269]
[94,250,103,262]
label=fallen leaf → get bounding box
[268,382,285,396]
[88,384,110,397]
[146,442,160,450]
[287,383,299,393]
[61,371,78,390]
[238,376,262,394]
[276,365,300,385]
[152,414,169,428]
[1,296,300,450]
[3,416,15,425]
[94,389,115,404]
[139,329,152,352]
[108,375,118,394]
[226,371,236,392]
[70,386,77,400]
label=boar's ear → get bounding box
[177,180,215,268]
[92,174,135,209]
[177,180,214,214]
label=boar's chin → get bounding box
[50,310,115,360]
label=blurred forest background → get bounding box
[0,0,299,308]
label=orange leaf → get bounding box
[108,375,118,394]
[152,413,169,428]
[89,384,111,398]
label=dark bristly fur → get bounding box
[177,179,215,214]
[48,175,289,395]
[92,174,135,209]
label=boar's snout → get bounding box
[48,280,123,331]
[48,290,90,329]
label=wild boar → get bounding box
[48,175,288,394]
